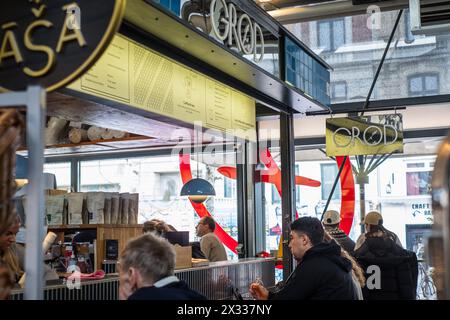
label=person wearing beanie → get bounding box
[322,210,356,255]
[354,211,403,251]
[354,212,418,300]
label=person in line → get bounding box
[143,219,206,259]
[1,214,59,283]
[195,216,227,262]
[354,221,418,300]
[322,210,356,255]
[0,212,16,300]
[142,219,172,236]
[355,211,402,250]
[249,217,358,300]
[323,231,365,300]
[118,233,207,300]
[0,215,24,282]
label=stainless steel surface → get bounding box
[24,86,46,300]
[10,258,275,300]
[430,133,450,299]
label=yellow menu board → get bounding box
[67,34,256,140]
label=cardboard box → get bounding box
[45,195,65,225]
[67,193,84,225]
[174,245,192,269]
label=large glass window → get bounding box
[223,177,235,199]
[79,153,238,260]
[295,150,438,244]
[44,162,71,191]
[271,185,281,204]
[320,163,341,200]
[405,159,434,196]
[285,36,330,106]
[286,10,450,104]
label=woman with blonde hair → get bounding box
[324,230,365,300]
[0,215,24,282]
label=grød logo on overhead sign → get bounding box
[326,114,404,156]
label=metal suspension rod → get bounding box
[321,156,347,220]
[361,9,404,116]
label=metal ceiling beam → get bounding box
[257,0,340,10]
[267,0,409,24]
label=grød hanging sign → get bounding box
[326,114,404,156]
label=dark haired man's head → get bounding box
[289,217,324,261]
[196,216,216,237]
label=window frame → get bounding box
[223,177,236,199]
[320,163,341,201]
[405,160,434,197]
[317,18,346,52]
[407,73,440,96]
[331,81,348,101]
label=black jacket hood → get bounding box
[303,241,352,273]
[356,237,410,267]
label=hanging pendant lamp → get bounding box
[180,178,216,203]
[180,126,215,204]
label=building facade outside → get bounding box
[285,10,450,104]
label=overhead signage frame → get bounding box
[326,114,404,157]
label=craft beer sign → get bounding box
[0,0,125,92]
[326,114,403,156]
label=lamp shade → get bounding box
[180,178,216,203]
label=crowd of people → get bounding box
[249,211,418,300]
[0,208,418,300]
[126,210,418,300]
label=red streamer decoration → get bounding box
[336,156,355,235]
[179,153,238,253]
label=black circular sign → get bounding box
[0,0,125,92]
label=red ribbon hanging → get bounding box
[336,156,355,235]
[179,153,238,253]
[261,148,300,219]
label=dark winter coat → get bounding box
[128,280,207,300]
[355,236,418,300]
[328,228,356,255]
[269,241,358,300]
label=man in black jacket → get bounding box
[249,217,358,300]
[118,233,206,300]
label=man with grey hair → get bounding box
[118,233,206,300]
